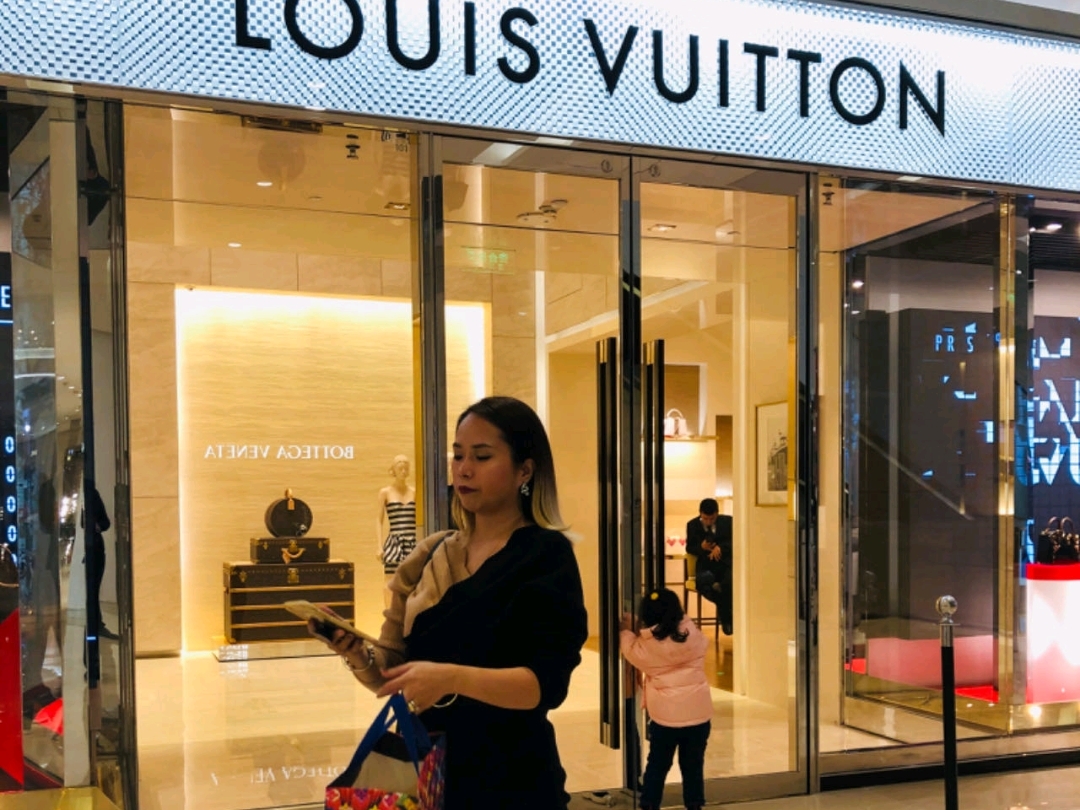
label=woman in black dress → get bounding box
[316,396,588,809]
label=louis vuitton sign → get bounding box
[4,1,1080,190]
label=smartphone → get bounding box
[283,600,379,645]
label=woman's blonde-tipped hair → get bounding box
[451,396,566,535]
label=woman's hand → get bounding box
[307,619,364,660]
[376,661,455,711]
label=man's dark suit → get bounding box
[686,515,732,630]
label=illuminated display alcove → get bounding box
[176,287,487,651]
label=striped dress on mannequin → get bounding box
[382,500,417,574]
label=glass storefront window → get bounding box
[1013,197,1080,731]
[124,105,422,810]
[4,92,95,790]
[821,178,1010,751]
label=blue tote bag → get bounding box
[325,693,445,810]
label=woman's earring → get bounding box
[520,481,531,497]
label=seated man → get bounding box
[685,498,733,635]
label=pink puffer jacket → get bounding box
[620,618,712,727]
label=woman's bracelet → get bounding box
[342,642,375,673]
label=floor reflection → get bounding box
[135,641,888,810]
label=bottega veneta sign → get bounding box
[203,444,356,460]
[236,0,945,134]
[4,0,1080,187]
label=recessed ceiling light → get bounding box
[897,175,922,182]
[384,201,410,211]
[228,242,242,248]
[851,310,862,315]
[1029,226,1037,233]
[851,279,865,289]
[649,223,677,232]
[1046,222,1063,232]
[256,181,273,188]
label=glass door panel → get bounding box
[635,158,807,799]
[440,139,627,795]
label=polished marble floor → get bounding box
[134,639,889,810]
[719,766,1080,810]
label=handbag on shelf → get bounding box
[325,692,445,810]
[1058,518,1080,563]
[663,408,690,439]
[1036,517,1063,564]
[1035,516,1080,564]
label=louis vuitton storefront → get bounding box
[5,1,1080,809]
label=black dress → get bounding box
[405,524,588,809]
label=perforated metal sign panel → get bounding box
[1,0,1079,189]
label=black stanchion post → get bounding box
[937,595,959,810]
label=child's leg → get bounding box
[640,721,679,809]
[677,720,711,808]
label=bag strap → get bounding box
[391,693,433,765]
[342,693,433,777]
[341,695,399,776]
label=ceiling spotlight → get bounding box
[851,279,865,289]
[256,181,273,188]
[384,201,410,211]
[649,223,677,233]
[1029,226,1037,233]
[228,242,242,248]
[1046,222,1063,232]
[308,195,323,202]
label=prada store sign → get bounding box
[203,444,357,460]
[7,0,1080,188]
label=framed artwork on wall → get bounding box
[756,401,788,506]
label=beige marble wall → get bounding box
[732,246,797,718]
[549,353,600,637]
[128,278,184,654]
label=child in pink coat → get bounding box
[620,588,712,810]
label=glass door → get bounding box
[634,158,810,803]
[438,138,630,795]
[435,142,812,802]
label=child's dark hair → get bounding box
[639,588,688,642]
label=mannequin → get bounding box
[376,455,416,607]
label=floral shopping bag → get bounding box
[325,693,446,810]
